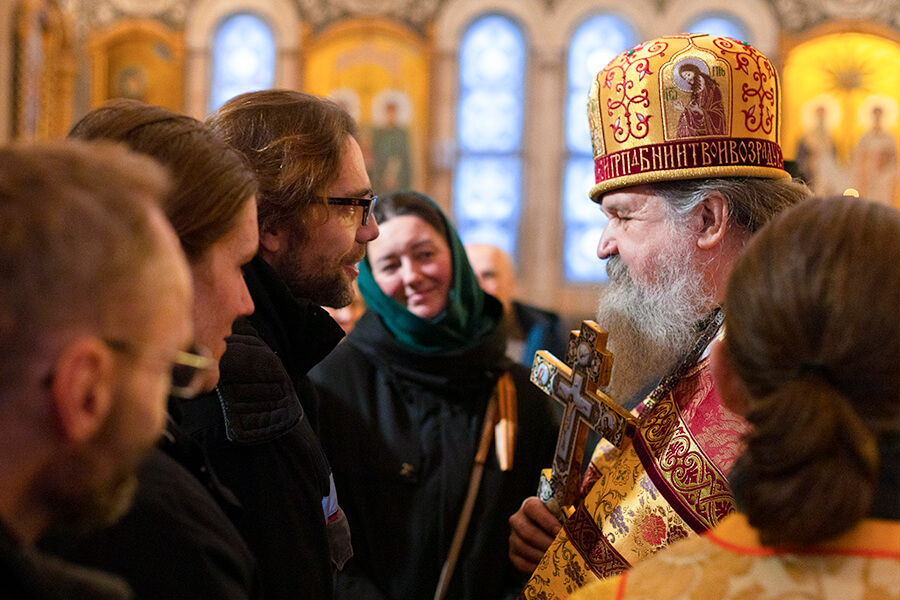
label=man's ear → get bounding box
[49,337,115,443]
[695,191,729,250]
[258,227,283,256]
[710,338,751,416]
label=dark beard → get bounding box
[279,263,354,308]
[596,244,716,409]
[270,235,356,308]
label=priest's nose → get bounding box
[597,227,617,260]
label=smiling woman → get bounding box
[358,191,486,349]
[309,191,560,600]
[367,213,453,320]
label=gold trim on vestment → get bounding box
[519,370,736,600]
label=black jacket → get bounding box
[1,523,131,600]
[309,310,559,600]
[512,301,568,366]
[180,256,349,600]
[243,255,347,432]
[40,412,261,600]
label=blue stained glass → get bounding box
[566,89,592,154]
[686,14,750,43]
[459,90,522,152]
[209,13,276,112]
[454,157,521,221]
[459,224,515,257]
[563,159,608,282]
[565,225,608,282]
[567,15,636,87]
[459,15,526,90]
[455,14,525,261]
[563,14,636,282]
[563,159,601,222]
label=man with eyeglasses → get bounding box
[176,90,379,600]
[0,140,193,599]
[38,99,263,600]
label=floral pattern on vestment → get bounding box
[519,358,746,600]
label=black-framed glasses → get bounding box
[325,196,377,226]
[102,338,215,399]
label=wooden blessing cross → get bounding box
[530,320,637,522]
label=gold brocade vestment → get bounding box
[570,515,900,600]
[520,354,749,600]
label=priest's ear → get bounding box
[694,191,729,250]
[710,339,751,416]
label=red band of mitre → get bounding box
[591,137,788,201]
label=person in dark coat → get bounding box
[310,191,559,600]
[465,243,569,366]
[42,100,263,600]
[179,275,346,600]
[178,90,380,600]
[0,141,194,599]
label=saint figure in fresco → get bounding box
[795,104,844,196]
[674,62,726,138]
[372,97,411,194]
[852,104,898,205]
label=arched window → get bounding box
[454,14,526,259]
[563,14,637,282]
[685,12,750,42]
[208,13,276,112]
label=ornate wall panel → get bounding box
[89,19,184,111]
[782,27,900,205]
[13,0,75,140]
[304,19,430,194]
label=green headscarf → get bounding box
[357,193,501,354]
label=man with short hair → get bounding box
[509,34,811,599]
[465,243,568,366]
[179,90,379,600]
[0,140,193,598]
[40,99,263,600]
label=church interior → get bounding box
[4,0,900,324]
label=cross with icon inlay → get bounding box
[530,320,637,521]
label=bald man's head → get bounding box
[465,243,517,312]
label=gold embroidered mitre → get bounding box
[588,33,790,201]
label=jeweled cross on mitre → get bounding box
[530,320,637,521]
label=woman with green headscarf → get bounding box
[310,191,558,600]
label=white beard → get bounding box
[596,232,716,409]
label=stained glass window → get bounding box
[209,13,276,113]
[454,14,526,258]
[563,14,637,282]
[686,13,750,42]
